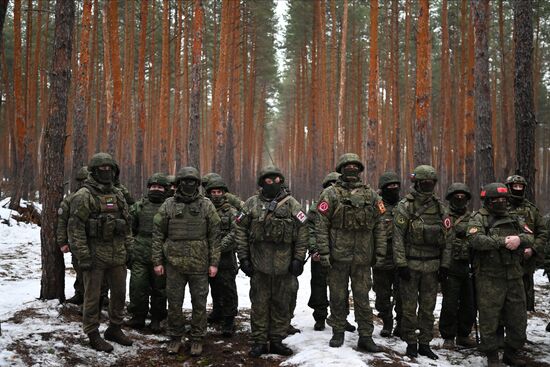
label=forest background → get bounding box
[0,0,549,212]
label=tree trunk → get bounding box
[513,0,536,201]
[159,0,170,173]
[336,0,348,156]
[189,0,204,170]
[106,0,123,156]
[40,0,75,301]
[136,0,148,191]
[366,0,378,185]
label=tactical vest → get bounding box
[250,198,296,245]
[86,190,127,243]
[508,202,536,229]
[136,199,162,237]
[406,197,446,248]
[451,211,472,261]
[331,185,375,230]
[166,199,208,241]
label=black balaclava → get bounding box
[341,166,360,182]
[93,167,114,185]
[381,185,400,205]
[148,188,165,203]
[261,176,282,200]
[178,179,198,196]
[509,184,525,206]
[485,198,507,216]
[416,180,436,194]
[449,193,469,213]
[208,191,226,207]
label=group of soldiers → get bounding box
[57,151,549,366]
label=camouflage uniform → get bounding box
[205,179,239,333]
[201,172,244,210]
[236,166,308,356]
[127,173,169,326]
[57,166,88,303]
[467,183,534,365]
[151,167,221,345]
[393,165,452,359]
[316,154,386,350]
[68,153,133,350]
[439,183,476,345]
[372,172,402,337]
[505,175,548,311]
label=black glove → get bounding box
[240,259,254,277]
[79,257,94,272]
[126,252,134,269]
[438,267,449,283]
[398,266,411,281]
[289,259,304,277]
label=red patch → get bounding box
[443,217,452,229]
[497,187,508,194]
[523,224,533,234]
[480,190,487,198]
[317,201,329,215]
[377,201,386,214]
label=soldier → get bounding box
[236,166,308,357]
[58,166,89,305]
[393,165,452,359]
[201,172,244,210]
[372,172,402,338]
[151,167,221,356]
[505,175,548,312]
[166,175,176,198]
[316,153,386,352]
[439,183,476,349]
[205,179,239,337]
[125,173,169,333]
[467,183,534,367]
[68,152,133,352]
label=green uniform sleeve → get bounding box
[236,199,253,262]
[206,201,221,267]
[392,202,409,268]
[67,191,92,263]
[467,213,502,251]
[291,200,308,262]
[129,202,140,235]
[372,193,387,264]
[440,206,454,269]
[56,198,70,247]
[151,202,169,266]
[306,206,319,253]
[315,188,335,256]
[532,206,548,259]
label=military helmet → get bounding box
[147,172,169,187]
[335,153,365,173]
[175,167,201,184]
[378,171,400,189]
[411,165,437,181]
[88,152,116,169]
[322,172,341,188]
[257,166,285,186]
[76,166,89,181]
[480,182,510,200]
[167,175,176,185]
[445,182,471,200]
[505,175,527,187]
[202,172,222,187]
[205,179,229,193]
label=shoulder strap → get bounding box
[453,212,469,226]
[265,195,293,221]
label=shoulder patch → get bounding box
[317,201,329,215]
[377,200,386,214]
[469,227,479,234]
[443,217,452,230]
[295,210,307,223]
[396,214,406,225]
[58,207,64,216]
[236,211,246,223]
[523,224,533,234]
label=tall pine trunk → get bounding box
[189,0,204,170]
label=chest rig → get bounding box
[250,197,295,244]
[407,196,446,247]
[166,199,207,241]
[331,185,374,230]
[137,199,162,236]
[86,188,127,242]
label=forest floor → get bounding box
[1,198,550,367]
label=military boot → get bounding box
[406,343,418,358]
[287,324,301,335]
[380,318,392,338]
[149,319,162,334]
[502,348,527,366]
[249,343,268,357]
[442,338,455,349]
[222,317,234,337]
[104,325,133,346]
[190,342,203,356]
[329,332,345,348]
[487,351,502,367]
[357,336,381,353]
[270,341,293,356]
[418,344,438,360]
[167,337,182,354]
[124,316,145,330]
[456,335,477,348]
[66,293,83,305]
[207,311,222,324]
[496,325,505,349]
[314,319,326,331]
[88,330,114,352]
[345,321,356,332]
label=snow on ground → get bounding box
[1,199,550,366]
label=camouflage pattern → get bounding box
[315,177,386,336]
[127,196,167,321]
[306,203,329,322]
[392,187,453,344]
[411,165,438,181]
[200,173,244,210]
[467,206,534,353]
[68,173,132,334]
[151,188,221,341]
[378,171,400,190]
[236,189,308,344]
[335,153,364,173]
[256,166,285,186]
[113,161,135,205]
[439,198,475,340]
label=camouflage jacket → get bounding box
[376,199,398,270]
[393,190,453,272]
[129,197,163,264]
[315,180,386,266]
[151,192,221,274]
[116,182,135,205]
[68,177,132,268]
[448,208,473,276]
[215,200,239,270]
[467,207,534,279]
[226,192,244,211]
[56,192,77,247]
[236,192,308,275]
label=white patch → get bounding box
[57,208,63,216]
[295,210,307,223]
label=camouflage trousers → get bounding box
[128,261,167,321]
[308,260,329,322]
[250,271,294,344]
[328,262,373,337]
[289,275,298,320]
[439,262,475,340]
[71,252,84,298]
[522,272,535,312]
[82,265,126,335]
[476,275,526,353]
[208,267,238,318]
[400,269,438,344]
[372,267,402,326]
[165,263,209,341]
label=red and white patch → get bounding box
[317,201,329,215]
[295,210,307,223]
[443,217,452,229]
[523,224,533,234]
[236,212,245,223]
[377,201,386,214]
[497,187,509,194]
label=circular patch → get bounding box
[469,227,478,234]
[397,216,406,224]
[58,208,64,216]
[443,217,452,229]
[317,201,329,214]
